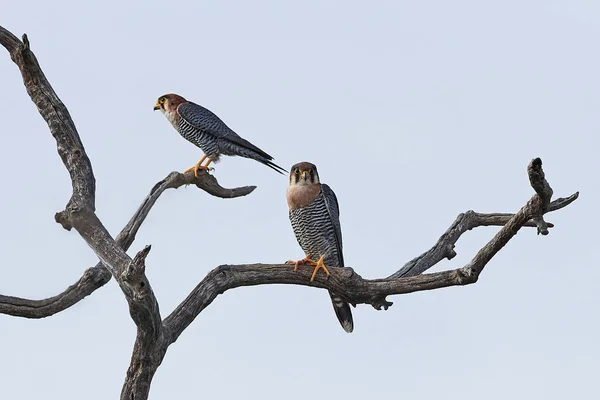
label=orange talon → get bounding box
[184,155,215,177]
[287,256,318,272]
[309,255,330,282]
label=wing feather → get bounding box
[177,102,275,160]
[320,184,344,268]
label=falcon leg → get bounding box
[184,155,214,177]
[309,255,330,282]
[204,157,215,169]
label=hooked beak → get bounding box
[300,170,309,181]
[153,102,161,111]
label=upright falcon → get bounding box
[286,162,354,333]
[154,94,286,176]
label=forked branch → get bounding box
[0,25,256,399]
[162,158,577,341]
[0,169,255,319]
[0,24,578,400]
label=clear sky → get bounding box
[1,1,597,399]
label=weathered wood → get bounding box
[0,24,578,400]
[0,26,256,400]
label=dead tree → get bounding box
[0,26,578,400]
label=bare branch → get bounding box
[527,157,553,235]
[1,23,579,400]
[0,170,255,319]
[0,266,111,318]
[389,191,578,279]
[0,27,95,218]
[0,25,260,399]
[0,27,163,398]
[163,158,578,343]
[116,245,162,342]
[117,171,255,250]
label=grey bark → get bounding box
[0,25,579,400]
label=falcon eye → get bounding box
[159,97,166,104]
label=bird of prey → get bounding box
[154,93,286,176]
[286,162,354,333]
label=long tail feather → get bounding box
[329,292,354,333]
[260,158,287,175]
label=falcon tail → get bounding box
[329,292,354,333]
[258,158,287,175]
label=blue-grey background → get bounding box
[1,1,597,399]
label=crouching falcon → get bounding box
[286,162,354,333]
[154,93,286,176]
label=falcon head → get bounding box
[287,162,321,210]
[154,93,187,113]
[289,162,320,186]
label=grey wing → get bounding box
[321,184,344,268]
[178,102,276,160]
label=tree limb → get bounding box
[0,170,255,318]
[163,158,578,342]
[0,267,112,318]
[0,24,253,317]
[0,26,256,399]
[389,191,578,279]
[1,23,579,400]
[0,28,96,215]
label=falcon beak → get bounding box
[153,102,161,111]
[301,170,309,181]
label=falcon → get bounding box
[154,94,286,176]
[286,162,354,333]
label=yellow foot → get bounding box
[184,164,214,177]
[309,255,330,282]
[287,256,329,281]
[184,155,215,177]
[287,256,317,272]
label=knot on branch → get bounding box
[371,297,393,310]
[444,243,457,260]
[527,158,554,235]
[21,34,29,50]
[528,157,553,202]
[55,210,73,230]
[457,265,479,285]
[336,266,356,280]
[54,204,92,231]
[122,245,152,297]
[532,217,549,235]
[457,211,471,230]
[83,265,113,285]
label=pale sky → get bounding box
[1,1,598,399]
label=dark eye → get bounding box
[159,97,166,104]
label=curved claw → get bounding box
[287,256,318,272]
[184,164,214,177]
[184,155,215,177]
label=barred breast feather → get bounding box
[289,184,343,267]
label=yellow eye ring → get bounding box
[159,97,166,104]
